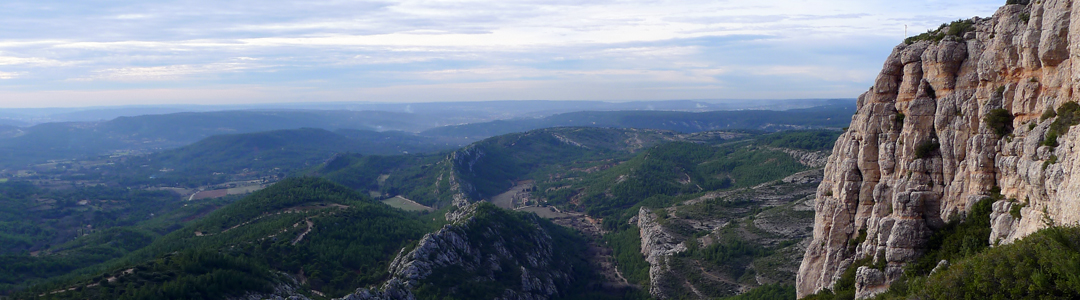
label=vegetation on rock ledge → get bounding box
[904,19,976,45]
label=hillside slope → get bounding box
[20,178,432,299]
[312,127,739,208]
[798,0,1080,298]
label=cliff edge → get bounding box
[797,0,1080,298]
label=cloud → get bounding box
[0,56,67,66]
[0,0,1005,107]
[85,62,257,81]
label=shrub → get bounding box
[1043,102,1080,147]
[1042,154,1058,170]
[910,226,1080,299]
[984,108,1014,137]
[1009,200,1025,219]
[1041,107,1057,121]
[895,112,906,126]
[848,227,868,253]
[914,139,941,159]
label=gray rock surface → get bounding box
[636,207,687,299]
[798,1,1080,298]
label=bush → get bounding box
[1042,154,1058,170]
[1009,201,1025,219]
[1043,102,1080,147]
[1041,107,1057,121]
[908,226,1080,299]
[914,139,940,159]
[984,108,1013,137]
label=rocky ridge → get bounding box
[339,202,574,300]
[634,169,822,299]
[635,207,688,298]
[797,0,1080,298]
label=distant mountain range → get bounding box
[421,100,855,138]
[0,99,854,167]
[0,99,852,125]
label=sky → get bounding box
[0,0,1002,108]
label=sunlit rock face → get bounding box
[797,0,1080,298]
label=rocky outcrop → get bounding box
[635,207,687,299]
[798,1,1080,298]
[340,202,574,300]
[634,168,823,299]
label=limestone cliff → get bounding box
[797,0,1080,298]
[635,207,687,298]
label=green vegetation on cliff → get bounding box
[904,19,976,44]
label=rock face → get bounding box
[340,202,574,300]
[797,1,1080,298]
[636,207,688,298]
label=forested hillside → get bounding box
[310,127,746,208]
[16,177,434,299]
[0,181,231,293]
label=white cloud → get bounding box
[0,56,67,66]
[0,0,1005,107]
[86,62,258,81]
[114,14,153,20]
